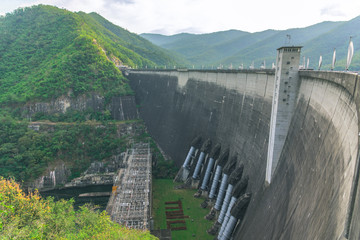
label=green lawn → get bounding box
[152,179,214,240]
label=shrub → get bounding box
[0,177,158,239]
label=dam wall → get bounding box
[127,69,360,239]
[128,69,274,199]
[237,71,359,239]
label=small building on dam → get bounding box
[125,46,360,240]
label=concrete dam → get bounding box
[126,47,360,239]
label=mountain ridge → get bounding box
[141,17,360,70]
[0,5,181,105]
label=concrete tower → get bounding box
[266,46,302,184]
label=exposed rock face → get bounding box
[31,153,127,191]
[30,162,70,190]
[64,153,126,188]
[22,94,138,121]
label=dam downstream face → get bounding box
[127,70,359,239]
[236,76,358,239]
[129,71,274,197]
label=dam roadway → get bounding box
[126,68,360,239]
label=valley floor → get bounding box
[152,179,213,240]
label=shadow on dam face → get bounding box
[127,69,360,239]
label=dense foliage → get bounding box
[0,178,157,239]
[0,115,131,182]
[0,5,178,105]
[142,16,360,70]
[79,12,185,67]
[32,109,113,122]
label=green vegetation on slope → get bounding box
[301,16,360,70]
[84,12,186,67]
[0,177,157,239]
[0,5,127,104]
[152,179,213,240]
[142,17,360,70]
[142,30,251,66]
[0,114,135,183]
[0,112,177,184]
[0,5,179,106]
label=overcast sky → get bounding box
[1,0,360,35]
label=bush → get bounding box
[0,177,158,239]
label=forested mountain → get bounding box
[0,6,175,238]
[142,16,360,70]
[83,12,185,66]
[0,5,180,105]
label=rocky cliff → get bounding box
[22,94,138,121]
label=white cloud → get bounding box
[321,4,346,17]
[1,0,360,34]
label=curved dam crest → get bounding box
[127,69,360,239]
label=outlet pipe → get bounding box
[192,139,212,179]
[214,156,237,210]
[182,136,202,168]
[207,167,244,236]
[218,193,251,240]
[209,149,230,199]
[218,164,244,221]
[218,176,249,237]
[201,144,221,190]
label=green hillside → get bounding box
[301,16,360,70]
[221,21,344,68]
[142,17,360,70]
[84,12,186,67]
[142,30,251,66]
[0,5,179,105]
